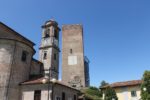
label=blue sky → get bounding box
[0,0,150,87]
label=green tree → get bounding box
[81,86,102,100]
[99,81,109,98]
[99,80,109,88]
[104,86,118,100]
[141,70,150,100]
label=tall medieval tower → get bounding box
[62,24,90,89]
[39,20,60,80]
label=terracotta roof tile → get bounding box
[20,77,44,85]
[101,80,142,89]
[20,77,79,91]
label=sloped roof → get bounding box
[32,58,43,64]
[20,77,79,92]
[101,80,142,89]
[0,22,35,46]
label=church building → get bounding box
[0,19,90,100]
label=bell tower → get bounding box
[39,19,60,80]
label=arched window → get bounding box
[21,51,28,62]
[43,51,47,59]
[44,29,50,38]
[70,49,73,54]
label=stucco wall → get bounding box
[115,86,141,100]
[21,83,79,100]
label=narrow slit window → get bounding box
[21,51,27,62]
[43,51,47,59]
[70,49,73,54]
[54,53,57,60]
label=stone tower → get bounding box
[62,24,90,89]
[39,20,60,80]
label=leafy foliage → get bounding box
[141,70,150,100]
[81,86,102,100]
[99,80,109,98]
[99,80,109,88]
[104,86,118,100]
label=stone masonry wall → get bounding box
[62,25,86,88]
[0,39,34,100]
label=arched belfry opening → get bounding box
[44,28,50,38]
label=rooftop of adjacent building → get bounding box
[100,79,142,89]
[20,77,80,92]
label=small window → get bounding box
[70,49,73,54]
[62,92,65,100]
[43,51,47,59]
[74,95,76,100]
[131,91,137,97]
[34,90,41,100]
[54,53,57,60]
[21,51,27,62]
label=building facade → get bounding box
[21,77,79,100]
[101,80,142,100]
[62,25,90,89]
[0,20,84,100]
[0,22,35,100]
